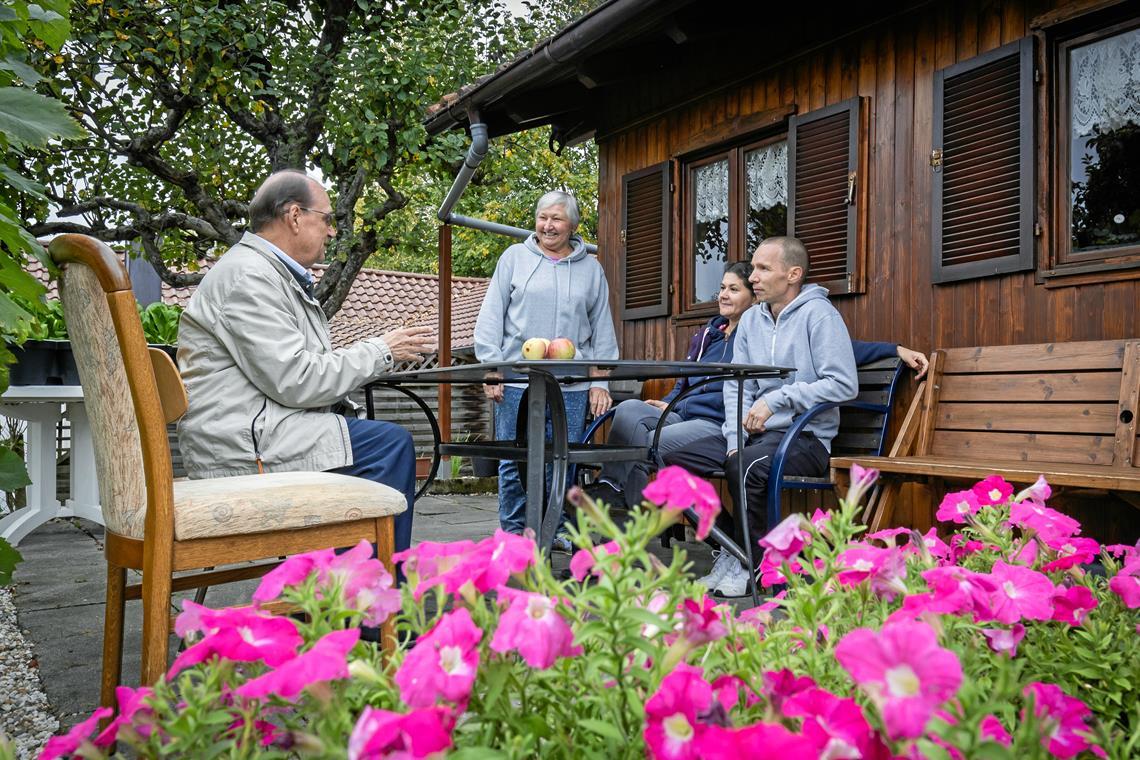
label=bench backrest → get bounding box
[831,357,907,459]
[919,339,1140,469]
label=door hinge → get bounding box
[846,172,857,205]
[669,182,675,193]
[1034,222,1042,237]
[930,148,943,170]
[1034,67,1041,84]
[619,229,627,245]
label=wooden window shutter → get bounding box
[621,161,672,319]
[932,38,1034,283]
[787,96,869,296]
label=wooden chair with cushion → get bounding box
[49,234,408,708]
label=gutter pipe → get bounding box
[436,111,597,253]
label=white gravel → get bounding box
[0,587,58,759]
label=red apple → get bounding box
[545,337,576,360]
[521,337,550,360]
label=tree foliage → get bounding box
[0,0,84,499]
[21,0,604,313]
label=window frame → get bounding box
[1050,14,1140,270]
[679,133,790,315]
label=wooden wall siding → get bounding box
[595,0,1140,536]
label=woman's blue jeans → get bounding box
[493,385,587,536]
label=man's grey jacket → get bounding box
[177,233,394,478]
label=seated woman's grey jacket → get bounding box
[177,232,394,478]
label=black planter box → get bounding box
[7,340,178,386]
[7,340,77,386]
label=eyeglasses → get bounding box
[299,206,336,230]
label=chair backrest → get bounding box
[919,339,1137,467]
[831,357,906,458]
[50,234,176,540]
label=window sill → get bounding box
[1038,257,1140,288]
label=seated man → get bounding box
[177,170,434,553]
[665,236,858,597]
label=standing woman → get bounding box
[473,191,619,551]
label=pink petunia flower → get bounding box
[168,602,303,678]
[836,545,908,599]
[236,628,359,701]
[1042,536,1101,572]
[758,513,811,565]
[642,466,721,540]
[936,489,982,524]
[761,669,816,712]
[972,475,1015,506]
[910,565,999,620]
[677,596,728,646]
[395,608,483,708]
[254,541,401,626]
[834,620,963,740]
[697,721,817,757]
[93,686,154,747]
[40,707,113,760]
[1108,557,1140,608]
[1014,474,1052,504]
[1051,585,1098,625]
[981,624,1026,657]
[392,540,477,599]
[710,675,760,712]
[1023,682,1100,759]
[784,687,891,760]
[846,462,880,505]
[983,560,1055,624]
[643,664,713,760]
[490,589,581,669]
[948,534,986,563]
[979,714,1012,745]
[758,552,802,587]
[348,705,454,760]
[569,540,621,581]
[1009,501,1081,542]
[920,528,952,561]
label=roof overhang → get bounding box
[425,0,928,146]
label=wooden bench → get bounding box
[831,339,1140,531]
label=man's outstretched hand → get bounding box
[381,325,436,362]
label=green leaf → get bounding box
[0,54,41,85]
[0,86,84,151]
[0,258,47,301]
[449,750,507,760]
[577,718,624,742]
[0,163,47,199]
[0,446,30,492]
[0,537,22,586]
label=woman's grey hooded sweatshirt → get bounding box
[722,284,858,453]
[474,233,619,391]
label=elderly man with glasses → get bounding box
[177,170,434,555]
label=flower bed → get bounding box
[39,467,1140,759]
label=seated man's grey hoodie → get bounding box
[722,284,858,453]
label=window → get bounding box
[932,39,1034,283]
[1056,19,1140,267]
[682,136,790,309]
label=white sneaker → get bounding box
[697,550,734,590]
[714,559,751,598]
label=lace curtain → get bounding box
[1070,26,1140,137]
[694,160,729,224]
[745,140,788,211]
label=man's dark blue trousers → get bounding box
[331,417,416,553]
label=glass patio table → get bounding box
[364,359,789,578]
